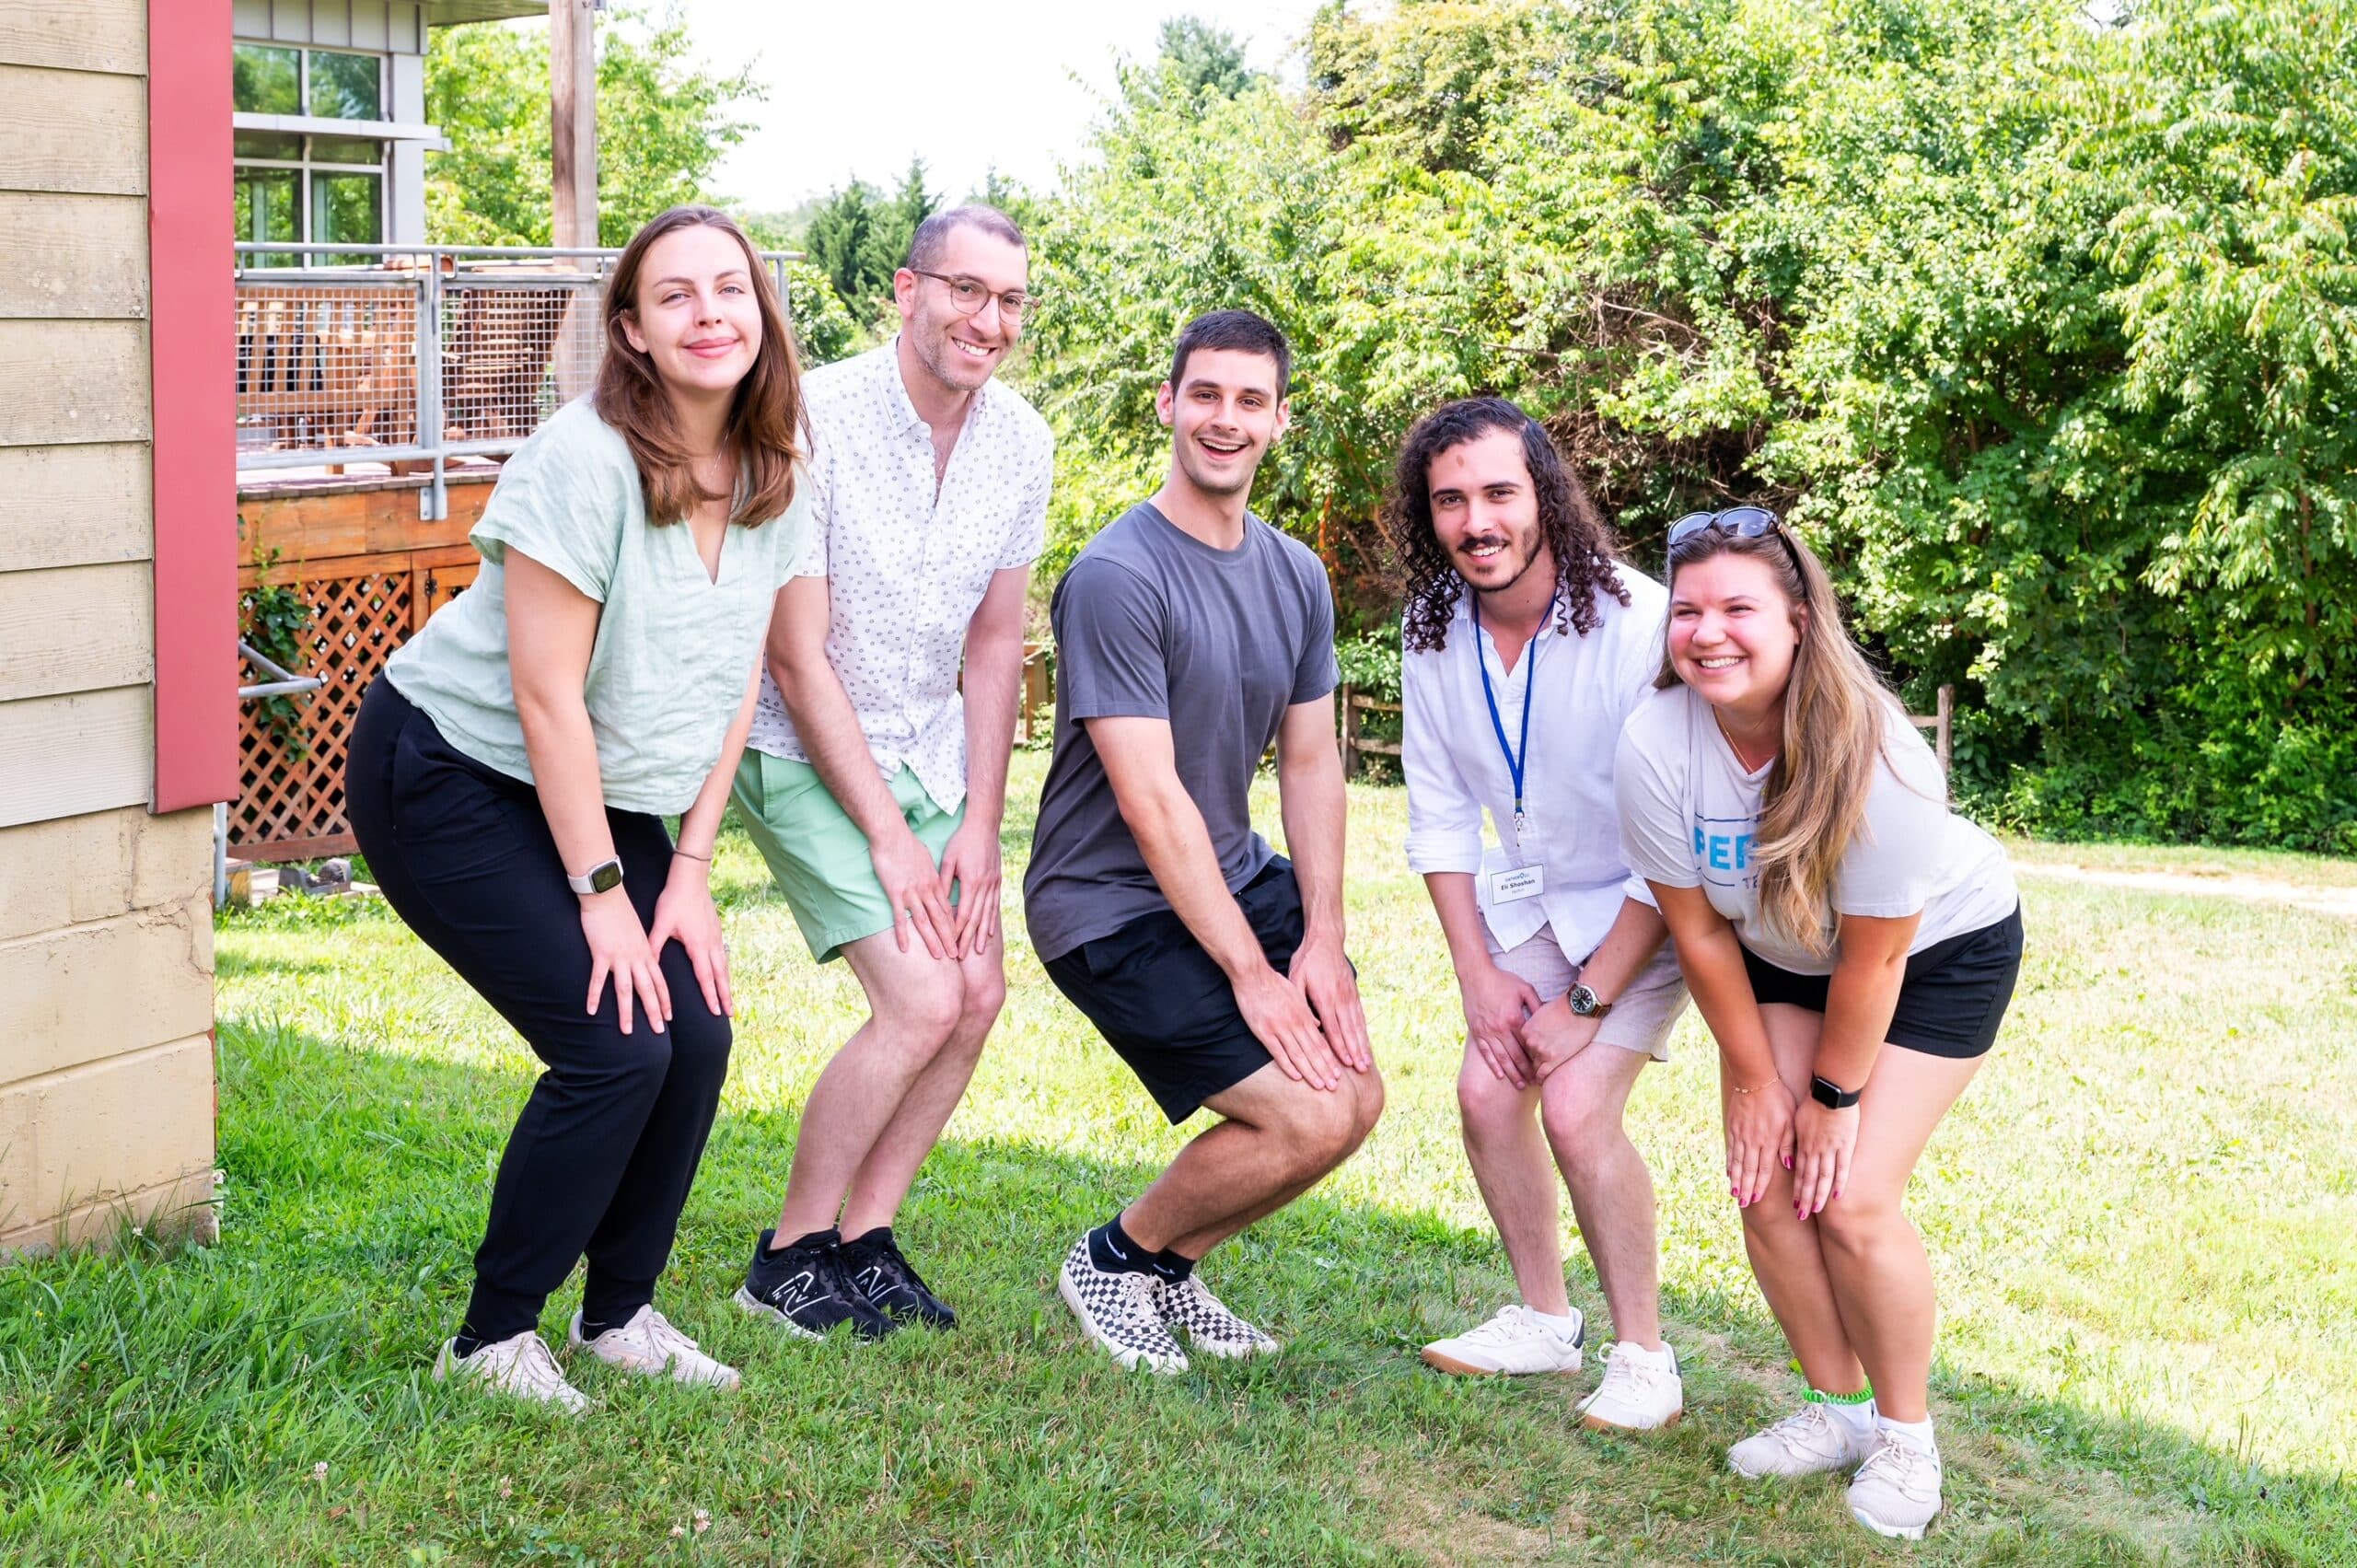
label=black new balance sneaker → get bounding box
[734,1228,895,1341]
[842,1227,957,1330]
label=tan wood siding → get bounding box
[0,192,147,319]
[0,64,147,195]
[0,685,151,828]
[0,562,154,703]
[0,1031,216,1230]
[0,898,212,1086]
[0,444,150,574]
[0,1,146,75]
[0,319,149,446]
[0,805,212,946]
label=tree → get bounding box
[800,158,937,322]
[1144,17,1256,107]
[424,5,760,247]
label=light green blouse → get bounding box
[385,399,812,816]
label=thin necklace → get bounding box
[1713,709,1780,772]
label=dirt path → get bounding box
[2014,861,2357,918]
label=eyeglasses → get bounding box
[1666,505,1804,571]
[911,269,1034,325]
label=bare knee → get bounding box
[1349,1064,1386,1145]
[1268,1085,1361,1178]
[1815,1195,1902,1260]
[958,962,1006,1041]
[872,970,964,1049]
[1456,1057,1527,1142]
[1539,1088,1622,1182]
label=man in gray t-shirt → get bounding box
[1027,309,1383,1375]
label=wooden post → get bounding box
[1935,682,1954,776]
[551,0,598,250]
[1338,683,1359,777]
[550,0,600,401]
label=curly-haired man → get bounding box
[1387,397,1690,1429]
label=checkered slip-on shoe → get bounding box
[1154,1272,1279,1359]
[1056,1235,1188,1374]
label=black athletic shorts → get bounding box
[1740,902,2024,1060]
[1042,859,1312,1123]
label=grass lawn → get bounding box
[4,753,2352,1564]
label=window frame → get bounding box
[231,44,392,265]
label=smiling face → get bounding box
[896,226,1028,396]
[618,223,763,404]
[1668,551,1806,713]
[1155,346,1289,499]
[1425,427,1553,598]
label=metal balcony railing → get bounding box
[233,241,805,518]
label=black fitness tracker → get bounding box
[1810,1074,1861,1109]
[1566,983,1614,1019]
[566,857,624,897]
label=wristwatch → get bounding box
[567,856,624,897]
[1566,983,1614,1019]
[1809,1074,1862,1109]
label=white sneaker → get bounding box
[1575,1342,1683,1430]
[1154,1273,1280,1358]
[1727,1400,1875,1478]
[569,1305,741,1390]
[1847,1430,1943,1539]
[434,1330,589,1414]
[1420,1304,1585,1376]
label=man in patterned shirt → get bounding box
[730,205,1051,1340]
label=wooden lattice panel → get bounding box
[233,570,413,859]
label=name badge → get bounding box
[1490,865,1546,905]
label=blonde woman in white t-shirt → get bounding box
[1613,511,2022,1540]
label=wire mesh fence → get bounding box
[233,242,800,517]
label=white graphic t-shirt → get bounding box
[1615,683,2016,975]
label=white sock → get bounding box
[1527,1307,1582,1340]
[1877,1413,1937,1456]
[1614,1340,1676,1369]
[1819,1394,1877,1440]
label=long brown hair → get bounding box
[594,204,805,527]
[1660,525,1902,956]
[1384,397,1630,653]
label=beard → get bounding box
[909,306,998,393]
[1455,526,1548,590]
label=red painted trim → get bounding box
[148,0,238,812]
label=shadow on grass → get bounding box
[0,1017,2344,1567]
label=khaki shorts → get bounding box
[1485,923,1688,1062]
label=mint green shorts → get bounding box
[731,750,964,963]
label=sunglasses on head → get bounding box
[1666,505,1806,575]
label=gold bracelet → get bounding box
[1729,1076,1782,1096]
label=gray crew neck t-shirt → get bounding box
[1023,502,1338,962]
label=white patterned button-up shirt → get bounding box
[747,339,1054,812]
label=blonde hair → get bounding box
[1659,525,1899,956]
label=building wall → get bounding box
[0,3,220,1254]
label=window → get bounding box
[232,45,389,265]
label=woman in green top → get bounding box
[347,205,815,1409]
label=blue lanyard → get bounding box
[1470,596,1549,837]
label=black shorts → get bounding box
[1740,903,2024,1060]
[1042,859,1308,1123]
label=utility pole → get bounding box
[550,0,599,250]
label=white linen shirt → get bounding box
[747,339,1053,810]
[1401,564,1669,959]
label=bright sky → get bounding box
[678,0,1337,213]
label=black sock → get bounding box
[1155,1248,1196,1282]
[576,1316,615,1341]
[450,1329,486,1359]
[1088,1214,1158,1274]
[771,1225,841,1256]
[843,1225,893,1251]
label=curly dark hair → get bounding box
[1383,397,1629,653]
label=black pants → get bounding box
[345,677,731,1342]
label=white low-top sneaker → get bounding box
[1155,1273,1279,1358]
[1575,1342,1683,1430]
[1057,1237,1189,1375]
[569,1305,741,1390]
[1727,1401,1875,1479]
[434,1330,589,1414]
[1847,1431,1943,1539]
[1420,1304,1585,1376]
